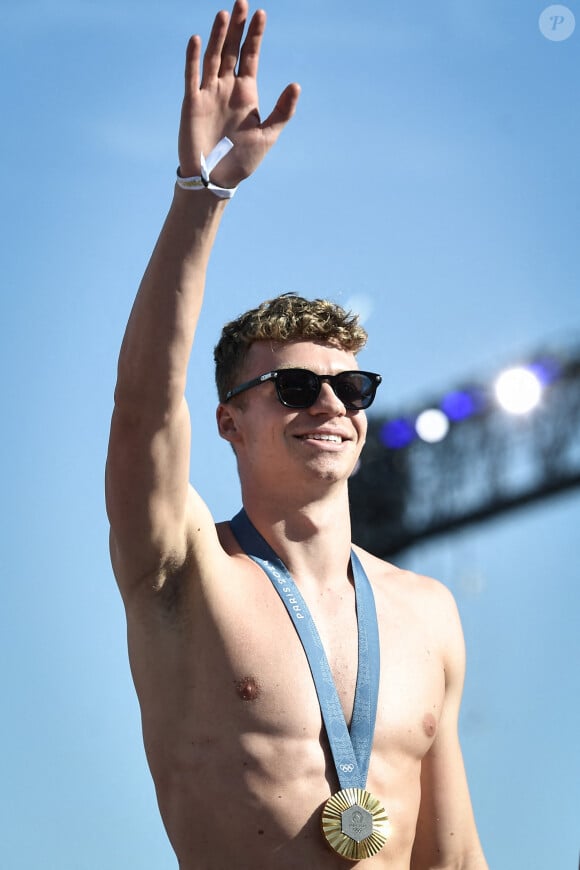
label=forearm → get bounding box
[115,186,226,413]
[114,1,299,416]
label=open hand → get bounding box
[178,0,300,189]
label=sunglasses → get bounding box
[225,368,382,410]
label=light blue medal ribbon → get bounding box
[230,508,380,792]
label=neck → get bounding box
[239,483,353,589]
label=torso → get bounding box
[125,524,448,869]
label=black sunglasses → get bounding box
[224,368,382,410]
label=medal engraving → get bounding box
[341,804,374,842]
[321,788,391,860]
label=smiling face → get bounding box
[216,340,368,498]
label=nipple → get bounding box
[235,676,261,701]
[423,712,437,738]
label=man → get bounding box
[105,2,488,867]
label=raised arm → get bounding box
[105,1,299,599]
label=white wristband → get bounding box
[176,137,238,199]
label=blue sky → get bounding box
[1,1,578,868]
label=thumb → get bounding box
[261,83,301,139]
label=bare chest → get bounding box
[189,568,359,732]
[127,562,446,867]
[168,562,446,759]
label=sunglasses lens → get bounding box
[277,370,320,407]
[335,373,375,409]
[276,370,378,409]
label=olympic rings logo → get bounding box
[339,763,355,772]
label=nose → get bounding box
[309,379,346,415]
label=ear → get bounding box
[216,403,242,444]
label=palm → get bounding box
[178,1,299,189]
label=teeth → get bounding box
[304,434,342,442]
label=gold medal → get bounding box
[321,787,390,860]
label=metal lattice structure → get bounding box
[349,346,580,558]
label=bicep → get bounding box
[411,585,486,868]
[106,396,208,590]
[411,714,476,866]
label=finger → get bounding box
[237,8,266,79]
[184,35,201,97]
[218,0,249,77]
[261,83,301,137]
[201,9,230,87]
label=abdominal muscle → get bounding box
[145,712,421,870]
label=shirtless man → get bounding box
[105,2,488,867]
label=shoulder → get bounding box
[354,544,457,608]
[353,545,465,661]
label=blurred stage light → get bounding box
[440,388,486,421]
[528,356,561,386]
[494,366,542,414]
[376,355,562,452]
[380,417,416,449]
[415,409,450,443]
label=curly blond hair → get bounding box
[214,293,368,402]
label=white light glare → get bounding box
[415,409,450,443]
[494,366,542,414]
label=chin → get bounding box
[304,456,355,483]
